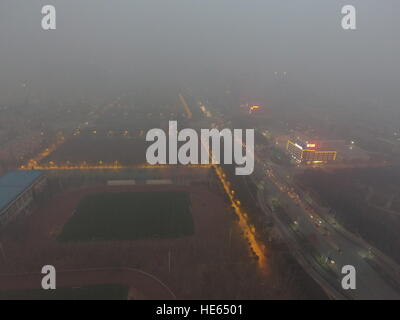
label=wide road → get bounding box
[255,161,400,299]
[196,97,400,300]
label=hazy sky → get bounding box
[0,0,399,108]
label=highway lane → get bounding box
[196,97,400,299]
[248,130,400,299]
[256,165,400,299]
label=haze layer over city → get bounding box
[0,0,399,301]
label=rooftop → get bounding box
[0,170,44,212]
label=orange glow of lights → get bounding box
[214,165,268,273]
[197,104,268,273]
[20,136,65,169]
[19,163,212,171]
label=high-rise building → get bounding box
[286,139,337,164]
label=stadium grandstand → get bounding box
[0,170,46,228]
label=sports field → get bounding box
[59,191,194,241]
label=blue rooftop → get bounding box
[0,170,45,212]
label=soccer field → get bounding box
[59,191,194,241]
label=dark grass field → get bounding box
[58,191,194,241]
[40,136,149,166]
[0,284,128,300]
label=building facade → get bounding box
[286,140,337,164]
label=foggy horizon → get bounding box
[1,0,400,303]
[0,1,399,112]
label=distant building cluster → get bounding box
[0,132,44,164]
